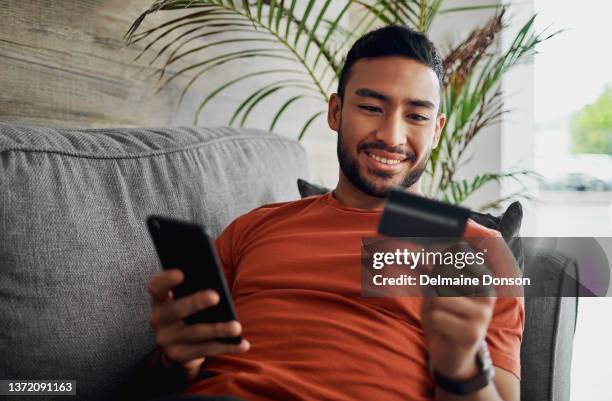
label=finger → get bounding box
[156,321,243,354]
[154,321,185,346]
[422,295,494,312]
[153,290,219,327]
[463,219,502,247]
[462,221,510,271]
[175,321,243,344]
[426,297,496,321]
[148,269,184,304]
[166,339,250,363]
[465,236,523,297]
[427,308,487,345]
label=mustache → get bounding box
[357,141,417,162]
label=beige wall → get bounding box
[0,1,536,214]
[0,0,199,127]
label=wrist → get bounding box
[429,343,495,396]
[435,356,479,381]
[428,345,480,380]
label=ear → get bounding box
[327,93,342,133]
[432,112,446,148]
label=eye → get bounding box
[407,114,429,122]
[358,105,382,113]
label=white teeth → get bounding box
[367,152,402,165]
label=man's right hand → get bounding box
[147,269,250,381]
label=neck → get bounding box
[333,173,423,210]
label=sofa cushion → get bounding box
[0,123,307,401]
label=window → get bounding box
[534,2,612,400]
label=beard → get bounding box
[336,124,431,198]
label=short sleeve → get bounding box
[215,221,238,291]
[213,205,274,293]
[486,296,525,379]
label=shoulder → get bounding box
[222,193,327,238]
[243,193,326,221]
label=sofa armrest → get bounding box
[521,248,579,401]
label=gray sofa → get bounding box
[0,123,576,401]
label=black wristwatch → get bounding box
[430,342,495,396]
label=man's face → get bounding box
[328,56,445,198]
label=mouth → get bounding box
[363,150,408,172]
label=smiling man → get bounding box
[144,25,524,401]
[331,53,444,206]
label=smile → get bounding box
[365,151,406,165]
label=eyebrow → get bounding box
[354,88,436,110]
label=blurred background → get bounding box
[533,0,612,239]
[532,1,612,400]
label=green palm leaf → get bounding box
[426,9,560,205]
[270,94,320,130]
[192,68,302,123]
[152,28,269,67]
[228,78,320,126]
[239,82,321,127]
[160,48,297,90]
[128,0,336,136]
[298,110,326,140]
[127,0,556,210]
[161,37,281,76]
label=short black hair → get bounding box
[337,25,444,101]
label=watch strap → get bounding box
[432,342,495,396]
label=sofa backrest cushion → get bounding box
[0,123,307,401]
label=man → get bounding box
[145,25,524,401]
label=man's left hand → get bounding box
[421,296,496,380]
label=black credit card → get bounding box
[378,187,470,238]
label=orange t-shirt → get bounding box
[186,192,524,401]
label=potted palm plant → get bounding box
[125,0,558,210]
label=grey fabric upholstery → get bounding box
[0,122,578,401]
[521,246,579,401]
[0,123,307,401]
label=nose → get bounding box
[374,109,407,148]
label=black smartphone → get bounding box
[146,215,242,345]
[378,187,470,238]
